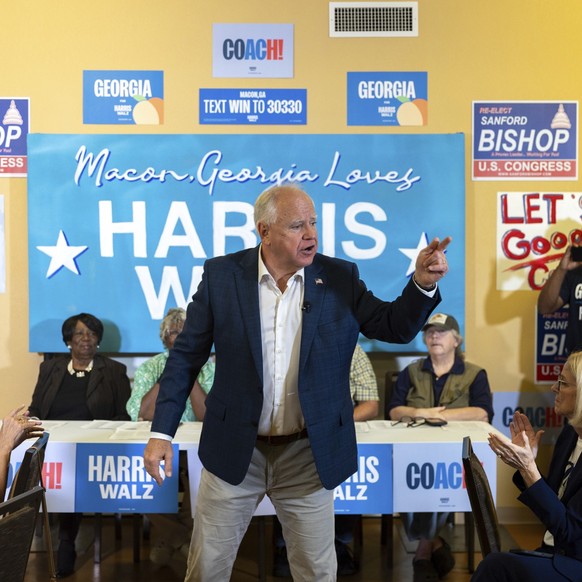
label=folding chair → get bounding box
[462,435,501,570]
[0,485,45,582]
[10,432,56,581]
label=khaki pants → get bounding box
[185,438,336,582]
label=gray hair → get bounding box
[254,183,311,228]
[422,328,465,360]
[160,307,186,348]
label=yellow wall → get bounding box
[2,0,581,518]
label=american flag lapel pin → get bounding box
[315,278,324,285]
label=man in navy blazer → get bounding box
[144,184,451,581]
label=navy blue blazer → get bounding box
[513,423,582,574]
[153,247,440,488]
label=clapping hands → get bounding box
[487,412,543,487]
[509,410,544,458]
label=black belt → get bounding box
[256,428,308,446]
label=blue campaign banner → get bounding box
[333,443,392,514]
[393,441,496,512]
[0,98,30,177]
[473,101,578,180]
[83,71,164,125]
[28,133,465,353]
[536,306,568,383]
[199,89,306,125]
[347,72,428,126]
[75,443,179,513]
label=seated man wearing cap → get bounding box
[387,313,494,582]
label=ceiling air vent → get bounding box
[329,2,418,37]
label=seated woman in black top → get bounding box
[29,313,130,578]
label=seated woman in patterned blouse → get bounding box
[126,307,214,423]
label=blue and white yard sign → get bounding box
[536,306,568,383]
[199,89,306,125]
[348,72,428,126]
[392,441,496,512]
[28,133,465,353]
[74,443,179,513]
[83,71,164,125]
[333,443,392,514]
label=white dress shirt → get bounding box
[257,253,305,436]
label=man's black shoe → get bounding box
[335,540,358,576]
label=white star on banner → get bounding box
[399,232,429,277]
[36,230,88,278]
